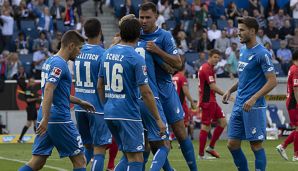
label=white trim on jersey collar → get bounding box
[86,43,99,46]
[54,54,67,63]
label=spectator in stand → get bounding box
[14,32,29,55]
[32,44,50,79]
[36,7,54,35]
[0,50,9,79]
[226,1,241,20]
[265,19,279,40]
[0,9,14,51]
[208,0,226,21]
[215,55,228,78]
[192,0,202,21]
[50,31,62,53]
[291,0,298,25]
[194,51,207,72]
[242,9,249,17]
[289,28,298,51]
[253,9,266,29]
[264,42,279,64]
[2,0,13,16]
[194,3,208,28]
[6,53,22,79]
[279,19,294,40]
[190,22,204,50]
[226,19,237,38]
[50,0,65,30]
[158,0,171,21]
[230,29,241,49]
[35,0,47,14]
[64,0,76,30]
[265,0,279,18]
[273,9,291,29]
[195,32,212,52]
[257,28,272,46]
[13,65,27,82]
[214,30,230,54]
[177,30,189,53]
[14,0,35,28]
[180,0,192,32]
[156,11,165,28]
[207,23,221,46]
[277,40,292,74]
[33,31,50,52]
[225,42,238,79]
[248,0,264,17]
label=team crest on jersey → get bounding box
[51,67,62,78]
[294,79,298,86]
[238,61,248,72]
[142,65,148,76]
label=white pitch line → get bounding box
[0,156,68,171]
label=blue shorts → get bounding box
[138,98,169,141]
[32,122,84,158]
[160,93,184,125]
[75,111,112,146]
[105,120,144,153]
[228,105,267,141]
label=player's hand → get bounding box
[222,91,231,104]
[80,100,95,113]
[156,119,167,138]
[36,118,48,136]
[243,97,257,112]
[146,41,160,54]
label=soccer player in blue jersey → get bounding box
[139,2,198,171]
[18,30,95,171]
[223,17,277,171]
[98,18,166,171]
[74,18,112,171]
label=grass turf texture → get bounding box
[0,139,297,170]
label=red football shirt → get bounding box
[286,64,298,109]
[198,63,216,105]
[172,71,188,106]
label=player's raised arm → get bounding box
[37,82,55,136]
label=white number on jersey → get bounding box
[104,62,124,92]
[75,61,94,88]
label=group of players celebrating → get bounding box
[19,1,298,171]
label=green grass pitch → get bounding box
[0,139,298,170]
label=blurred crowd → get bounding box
[113,0,298,79]
[1,0,298,82]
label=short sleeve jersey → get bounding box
[198,63,216,105]
[286,65,298,109]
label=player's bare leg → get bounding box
[20,155,48,171]
[69,153,87,169]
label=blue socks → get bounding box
[253,148,266,171]
[163,158,174,171]
[18,165,33,171]
[180,138,198,171]
[150,146,169,171]
[127,162,143,171]
[230,148,249,171]
[143,150,150,171]
[91,154,105,171]
[114,155,128,171]
[73,168,86,171]
[84,147,94,165]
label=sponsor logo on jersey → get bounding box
[294,79,298,86]
[51,67,62,78]
[238,61,248,72]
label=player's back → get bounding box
[38,55,72,122]
[198,63,216,104]
[74,43,105,113]
[135,39,159,98]
[100,44,148,121]
[286,64,298,109]
[172,72,186,105]
[236,44,274,107]
[141,28,179,99]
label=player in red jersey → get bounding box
[276,50,298,161]
[198,49,228,159]
[172,61,196,137]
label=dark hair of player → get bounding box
[140,2,157,13]
[238,16,259,34]
[84,18,102,38]
[120,18,141,43]
[61,30,85,48]
[292,50,298,61]
[209,49,221,57]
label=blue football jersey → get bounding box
[98,44,148,120]
[135,40,159,98]
[140,28,179,99]
[235,44,275,107]
[74,43,105,114]
[38,55,72,122]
